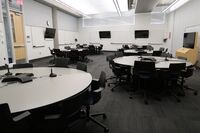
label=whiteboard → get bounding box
[31,27,45,47]
[58,30,78,45]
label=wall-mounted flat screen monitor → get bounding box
[44,28,56,39]
[135,30,149,38]
[183,32,196,49]
[99,31,111,39]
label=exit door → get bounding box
[10,11,26,62]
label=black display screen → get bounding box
[135,30,149,38]
[44,28,56,39]
[99,31,111,38]
[183,32,196,49]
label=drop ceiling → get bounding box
[37,0,188,17]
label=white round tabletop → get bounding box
[113,56,192,69]
[124,49,153,54]
[0,67,92,113]
[64,48,85,52]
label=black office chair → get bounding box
[159,47,165,52]
[0,65,6,70]
[64,46,71,50]
[41,88,89,133]
[115,51,123,57]
[68,49,79,62]
[133,61,157,104]
[106,55,116,80]
[152,50,162,56]
[54,58,70,68]
[76,62,87,72]
[88,45,96,55]
[138,51,147,56]
[0,103,31,133]
[146,45,154,51]
[86,71,109,133]
[79,49,89,62]
[13,63,33,69]
[53,49,66,58]
[123,45,130,50]
[167,63,186,102]
[108,60,129,91]
[96,44,103,54]
[180,67,198,95]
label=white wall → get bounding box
[0,2,8,66]
[56,10,79,49]
[23,0,54,60]
[78,13,167,51]
[168,0,200,55]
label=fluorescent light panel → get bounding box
[113,0,122,16]
[57,0,128,15]
[162,0,190,13]
[170,0,189,12]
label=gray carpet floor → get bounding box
[31,52,200,133]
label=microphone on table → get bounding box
[5,64,12,76]
[49,67,57,77]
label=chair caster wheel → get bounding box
[104,128,109,133]
[194,91,198,95]
[111,89,114,92]
[144,100,148,105]
[103,114,107,119]
[129,96,133,99]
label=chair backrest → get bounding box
[115,51,123,57]
[0,65,6,70]
[0,103,13,125]
[106,55,115,69]
[13,63,33,69]
[90,71,106,105]
[55,58,70,68]
[106,55,115,62]
[146,45,154,51]
[134,61,156,75]
[142,45,147,49]
[64,46,71,50]
[169,63,186,78]
[68,49,79,59]
[159,47,165,52]
[169,63,186,73]
[152,50,162,56]
[76,62,87,72]
[61,89,89,119]
[53,49,65,57]
[99,71,106,88]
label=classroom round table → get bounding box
[113,56,193,69]
[0,67,92,113]
[124,49,153,54]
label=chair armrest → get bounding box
[93,78,99,82]
[93,87,104,93]
[91,79,100,91]
[13,111,31,122]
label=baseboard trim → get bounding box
[102,50,116,52]
[29,56,52,62]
